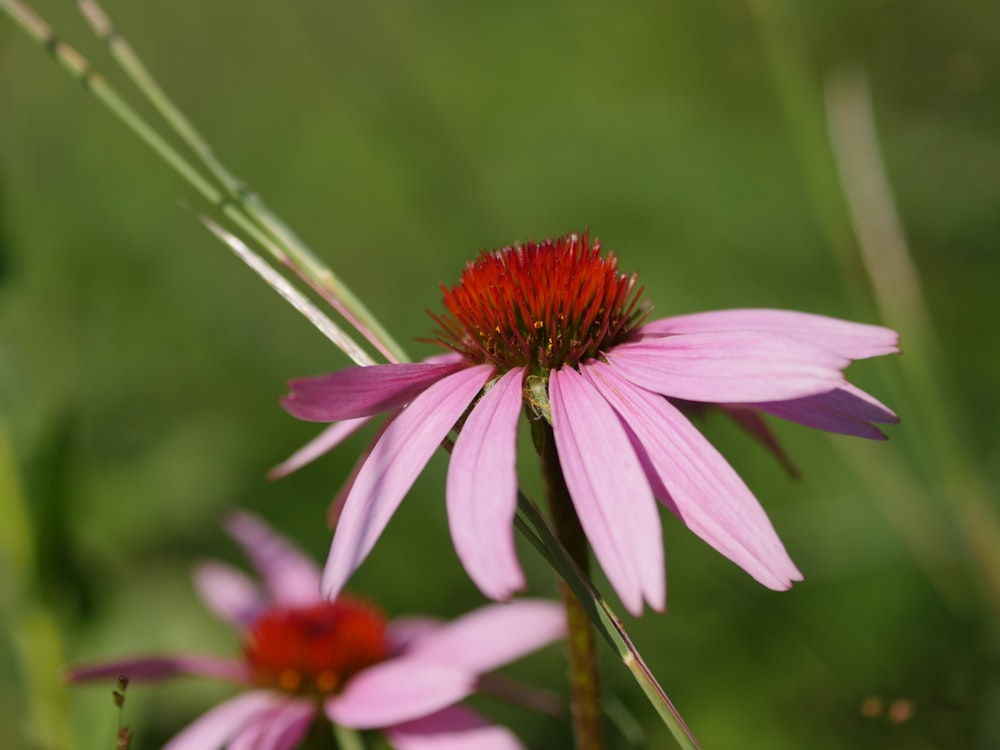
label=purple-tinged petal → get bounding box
[326,660,474,729]
[162,691,283,750]
[403,600,564,673]
[447,368,526,601]
[193,561,266,628]
[224,511,321,606]
[638,309,899,360]
[746,383,898,439]
[585,361,802,590]
[388,616,444,655]
[65,655,249,684]
[321,365,494,601]
[386,706,525,750]
[228,698,316,750]
[282,361,467,422]
[549,367,665,615]
[606,332,848,403]
[268,417,371,479]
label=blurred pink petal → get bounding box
[446,367,526,601]
[403,600,564,673]
[228,698,315,750]
[388,616,444,654]
[283,361,467,421]
[322,365,494,600]
[639,308,899,359]
[66,654,248,683]
[268,417,371,479]
[67,512,560,748]
[193,560,266,628]
[162,692,285,750]
[607,331,848,403]
[225,511,321,606]
[585,361,802,590]
[327,660,474,729]
[386,706,525,750]
[550,367,665,615]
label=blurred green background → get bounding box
[1,1,998,748]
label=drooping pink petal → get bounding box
[65,655,249,684]
[549,367,665,615]
[386,705,525,750]
[606,331,848,403]
[718,406,800,478]
[745,382,899,439]
[162,691,283,750]
[227,698,316,750]
[446,368,526,601]
[638,308,899,360]
[403,600,564,674]
[192,561,266,628]
[282,360,468,422]
[225,511,321,606]
[326,660,474,729]
[584,361,802,590]
[268,417,371,479]
[321,365,494,601]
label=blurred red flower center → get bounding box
[430,231,647,374]
[243,598,389,696]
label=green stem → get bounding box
[0,0,402,367]
[538,422,604,750]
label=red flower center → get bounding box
[430,232,647,374]
[243,598,389,696]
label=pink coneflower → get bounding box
[282,232,898,615]
[67,512,564,750]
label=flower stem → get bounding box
[538,422,604,750]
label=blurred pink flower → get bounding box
[67,512,564,750]
[282,232,899,615]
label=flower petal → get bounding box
[747,383,899,439]
[639,308,899,360]
[326,660,474,729]
[327,415,396,529]
[402,600,564,674]
[584,361,802,590]
[321,365,494,601]
[228,698,315,750]
[388,616,444,655]
[268,417,371,479]
[606,331,848,403]
[65,655,249,684]
[162,691,283,750]
[282,361,468,422]
[385,706,524,750]
[192,561,266,628]
[549,367,665,615]
[224,511,321,606]
[446,368,526,601]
